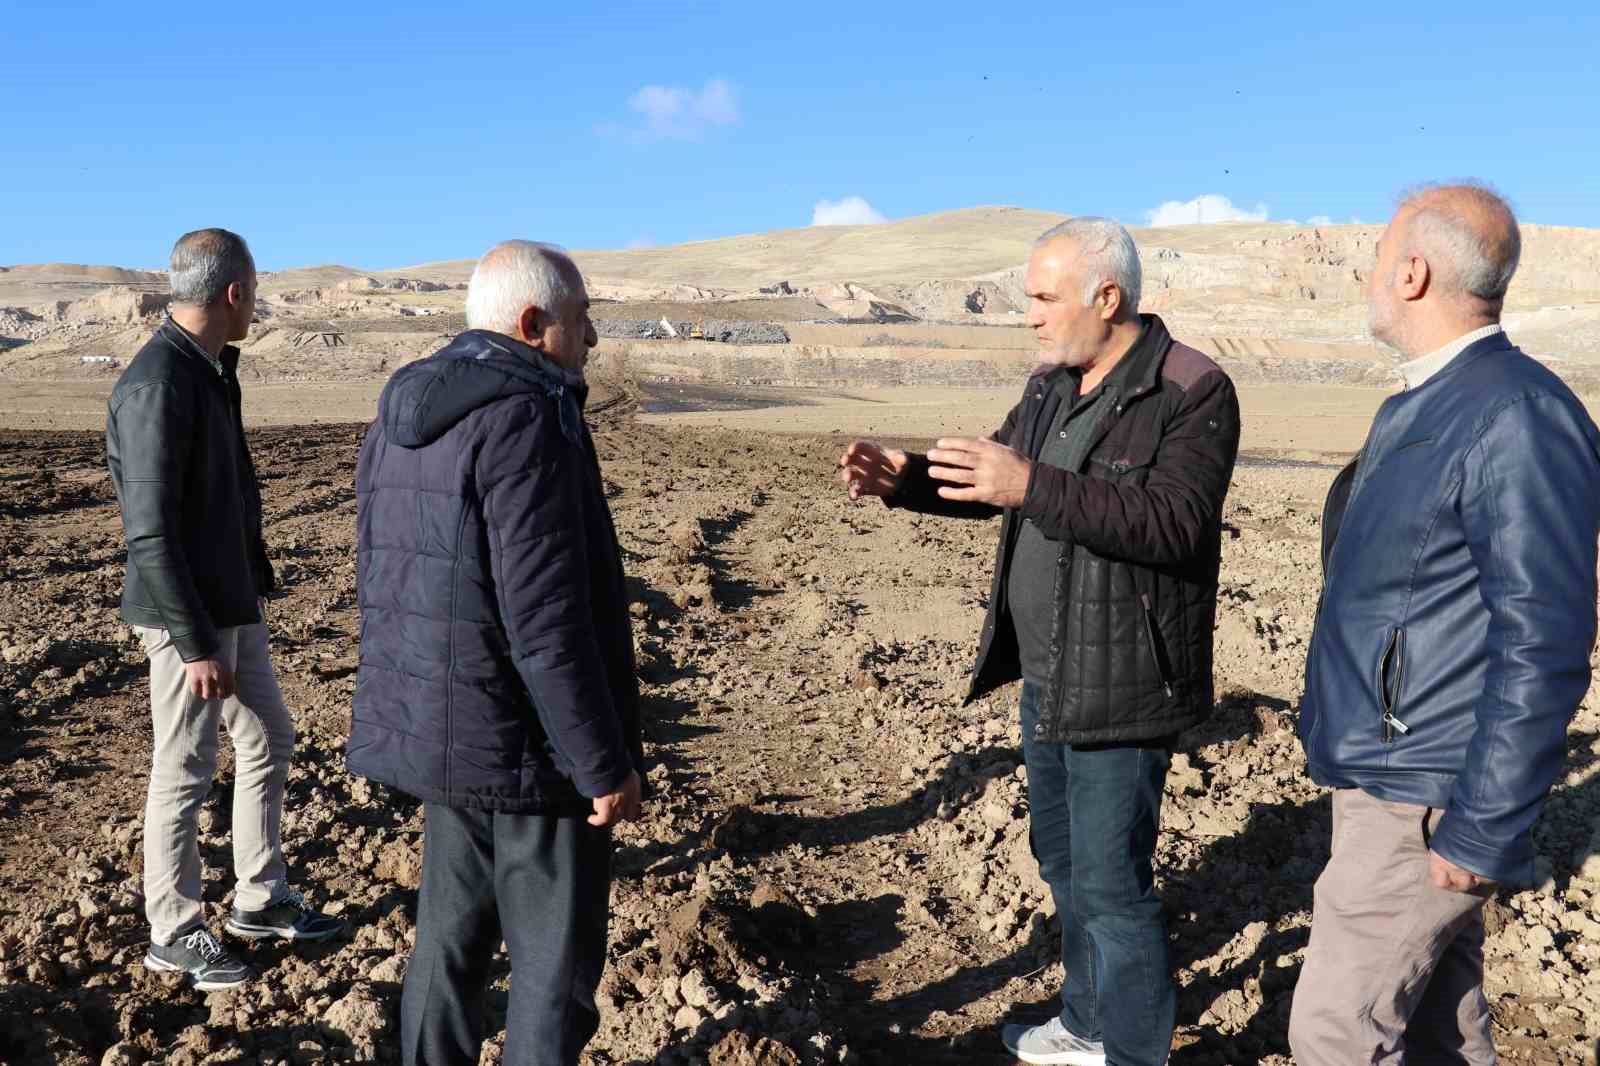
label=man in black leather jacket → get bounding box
[1290,186,1600,1063]
[107,229,342,993]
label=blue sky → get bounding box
[3,1,1597,270]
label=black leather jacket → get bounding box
[1300,332,1600,883]
[106,319,273,661]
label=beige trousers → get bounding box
[1289,788,1496,1065]
[137,618,295,945]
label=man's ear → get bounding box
[1400,255,1431,303]
[517,304,543,346]
[1098,281,1121,322]
[225,281,246,309]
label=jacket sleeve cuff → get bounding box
[573,757,635,800]
[1429,814,1533,886]
[883,453,930,510]
[1018,462,1072,538]
[172,629,221,664]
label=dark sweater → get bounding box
[1008,329,1148,683]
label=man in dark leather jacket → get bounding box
[1290,185,1600,1064]
[107,229,342,994]
[350,241,645,1066]
[841,218,1239,1066]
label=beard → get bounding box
[1367,272,1407,356]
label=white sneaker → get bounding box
[999,1016,1108,1065]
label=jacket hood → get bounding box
[379,329,585,448]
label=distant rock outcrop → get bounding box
[62,287,171,324]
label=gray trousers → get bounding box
[1289,788,1497,1065]
[401,804,613,1066]
[137,619,295,945]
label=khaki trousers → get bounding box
[1289,788,1496,1065]
[137,619,295,945]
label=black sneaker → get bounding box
[144,927,254,990]
[225,888,346,941]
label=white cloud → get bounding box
[811,196,887,227]
[1144,194,1270,226]
[1306,215,1334,226]
[625,79,739,139]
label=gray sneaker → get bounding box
[225,889,346,942]
[144,927,254,991]
[1000,1016,1107,1066]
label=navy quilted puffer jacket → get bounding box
[348,330,643,815]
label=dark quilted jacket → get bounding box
[890,315,1240,744]
[347,330,643,815]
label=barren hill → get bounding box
[6,206,1600,401]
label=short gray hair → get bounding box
[1034,217,1142,312]
[169,228,254,306]
[1399,182,1520,305]
[465,240,581,333]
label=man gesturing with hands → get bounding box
[842,218,1239,1066]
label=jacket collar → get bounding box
[159,317,240,378]
[1032,314,1173,403]
[1401,327,1514,393]
[471,330,588,392]
[1110,314,1173,402]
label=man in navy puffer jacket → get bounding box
[1291,185,1600,1064]
[349,241,645,1066]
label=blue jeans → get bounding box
[1020,681,1176,1066]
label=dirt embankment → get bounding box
[0,417,1597,1065]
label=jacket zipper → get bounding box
[1140,592,1175,699]
[1319,459,1359,577]
[1320,398,1399,594]
[1377,626,1409,742]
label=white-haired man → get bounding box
[349,241,646,1066]
[841,218,1240,1065]
[1292,185,1600,1062]
[107,228,345,992]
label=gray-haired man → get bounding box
[107,228,343,991]
[842,219,1240,1066]
[1292,185,1600,1061]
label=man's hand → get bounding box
[1428,850,1494,894]
[588,770,644,828]
[185,658,235,702]
[926,437,1032,508]
[838,441,908,500]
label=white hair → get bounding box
[465,240,580,333]
[1398,182,1520,306]
[1034,217,1142,312]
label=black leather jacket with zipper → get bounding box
[106,320,274,662]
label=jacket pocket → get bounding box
[1140,592,1176,699]
[1376,626,1409,742]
